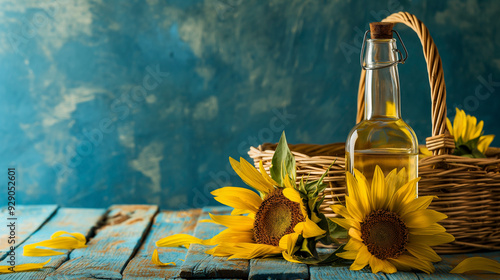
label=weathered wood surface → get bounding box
[46,205,158,280]
[1,205,500,279]
[310,265,389,280]
[122,209,202,280]
[249,258,309,280]
[179,206,250,279]
[309,248,386,280]
[0,205,58,259]
[415,251,500,280]
[0,208,105,280]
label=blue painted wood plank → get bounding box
[0,205,58,259]
[249,258,309,280]
[310,265,389,280]
[46,205,158,280]
[309,248,388,280]
[122,209,202,280]
[179,206,250,279]
[416,251,500,280]
[0,208,105,280]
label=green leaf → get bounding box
[270,132,296,186]
[471,148,486,158]
[299,238,314,257]
[316,213,334,245]
[329,220,348,239]
[303,161,335,198]
[453,140,487,158]
[288,245,347,265]
[317,182,328,195]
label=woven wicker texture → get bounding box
[248,12,500,253]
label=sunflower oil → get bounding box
[346,22,418,195]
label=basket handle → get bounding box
[356,12,454,156]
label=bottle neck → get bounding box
[364,39,401,120]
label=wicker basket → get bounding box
[248,12,500,254]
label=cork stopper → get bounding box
[370,22,394,39]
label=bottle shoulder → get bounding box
[346,118,418,153]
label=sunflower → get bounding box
[446,108,494,157]
[330,166,455,274]
[156,132,341,263]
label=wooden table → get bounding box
[1,205,498,279]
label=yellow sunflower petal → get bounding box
[23,245,65,257]
[156,233,206,248]
[212,187,262,203]
[370,166,386,209]
[337,250,358,260]
[344,238,363,251]
[212,187,262,213]
[259,160,279,186]
[395,168,408,191]
[473,120,484,139]
[389,178,419,214]
[231,208,252,215]
[388,258,412,271]
[399,195,436,217]
[152,249,176,266]
[405,242,441,262]
[330,204,350,219]
[384,168,398,199]
[208,214,254,231]
[478,134,495,154]
[282,173,296,189]
[369,256,397,274]
[294,218,326,238]
[389,254,435,274]
[465,115,477,141]
[229,157,274,194]
[209,242,282,259]
[240,157,276,191]
[330,217,360,231]
[403,209,447,228]
[346,172,370,217]
[51,231,86,243]
[353,169,370,195]
[350,245,371,270]
[23,231,87,257]
[210,228,254,244]
[0,258,51,274]
[409,223,446,235]
[348,227,363,242]
[278,232,300,254]
[346,193,366,222]
[450,257,500,274]
[283,188,301,203]
[206,243,240,257]
[454,108,464,141]
[446,118,453,139]
[282,251,303,263]
[409,232,455,247]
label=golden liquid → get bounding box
[346,150,418,195]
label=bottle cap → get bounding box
[369,22,394,39]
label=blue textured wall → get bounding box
[1,0,499,209]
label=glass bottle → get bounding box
[345,22,418,191]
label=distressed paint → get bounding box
[179,206,250,279]
[46,205,158,280]
[122,209,202,280]
[249,258,309,280]
[0,1,499,210]
[0,206,498,279]
[0,208,105,280]
[0,205,58,259]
